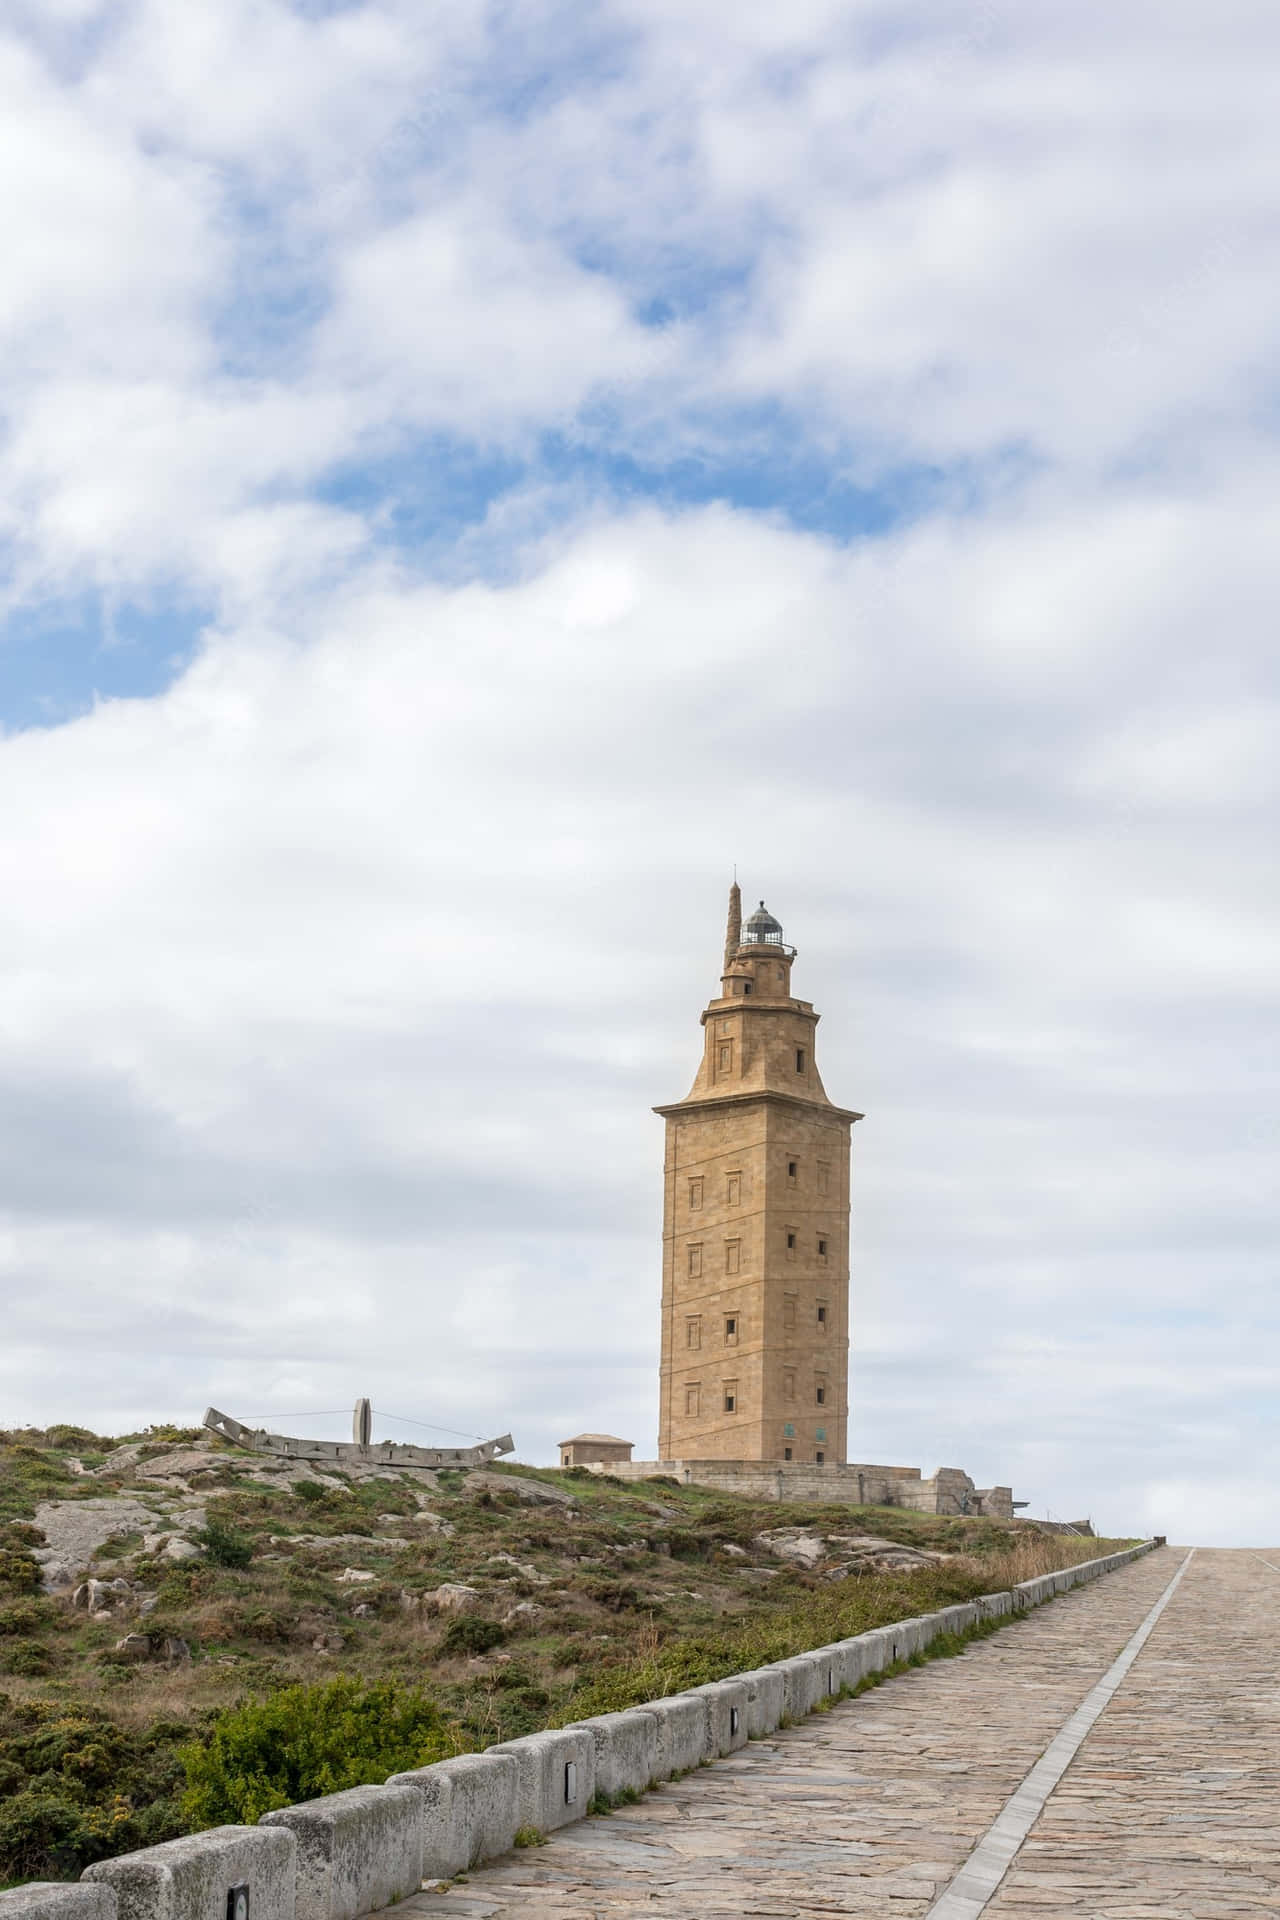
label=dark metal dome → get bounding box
[743,900,784,945]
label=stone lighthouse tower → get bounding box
[654,884,862,1464]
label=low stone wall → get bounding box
[4,1542,1157,1920]
[588,1458,1015,1517]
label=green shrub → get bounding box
[180,1675,462,1826]
[0,1642,53,1676]
[0,1601,54,1637]
[440,1616,506,1656]
[0,1696,185,1882]
[0,1549,41,1596]
[45,1427,109,1452]
[95,1532,143,1562]
[576,1578,645,1614]
[238,1611,288,1645]
[152,1568,202,1611]
[294,1481,327,1503]
[192,1522,254,1570]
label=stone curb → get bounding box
[2,1541,1155,1920]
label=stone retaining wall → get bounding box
[586,1457,1016,1517]
[1,1542,1157,1920]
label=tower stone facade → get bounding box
[655,886,862,1463]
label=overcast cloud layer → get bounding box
[1,0,1278,1546]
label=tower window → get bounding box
[787,1159,798,1183]
[726,1172,741,1207]
[724,1238,741,1275]
[743,982,752,995]
[795,1049,805,1073]
[686,1316,702,1349]
[724,1383,738,1413]
[816,1451,825,1465]
[724,1316,738,1345]
[783,1447,792,1461]
[816,1385,826,1406]
[817,1161,830,1195]
[817,1304,827,1325]
[817,1238,828,1259]
[785,1230,796,1256]
[784,1369,795,1399]
[718,1042,733,1074]
[688,1177,704,1211]
[688,1244,703,1278]
[783,1294,797,1328]
[685,1383,701,1416]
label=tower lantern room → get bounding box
[722,894,798,1000]
[742,901,793,951]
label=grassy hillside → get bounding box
[0,1425,1128,1884]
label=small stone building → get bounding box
[559,1433,635,1468]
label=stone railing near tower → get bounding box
[573,1457,1017,1517]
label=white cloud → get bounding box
[2,0,1279,604]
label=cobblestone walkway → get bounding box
[399,1548,1279,1919]
[983,1550,1280,1918]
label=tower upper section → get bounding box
[660,881,858,1118]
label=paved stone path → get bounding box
[399,1548,1280,1919]
[982,1550,1280,1918]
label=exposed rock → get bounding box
[111,1631,191,1667]
[719,1542,748,1558]
[754,1527,826,1568]
[825,1533,945,1573]
[142,1532,204,1563]
[466,1471,575,1508]
[92,1444,150,1477]
[486,1552,551,1584]
[133,1448,220,1478]
[71,1576,134,1613]
[268,1532,411,1550]
[502,1600,542,1626]
[753,1526,945,1576]
[33,1497,166,1589]
[244,1462,346,1492]
[427,1582,480,1614]
[335,1568,377,1584]
[130,1449,225,1490]
[412,1511,455,1536]
[403,1475,441,1499]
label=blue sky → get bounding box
[1,0,1279,1544]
